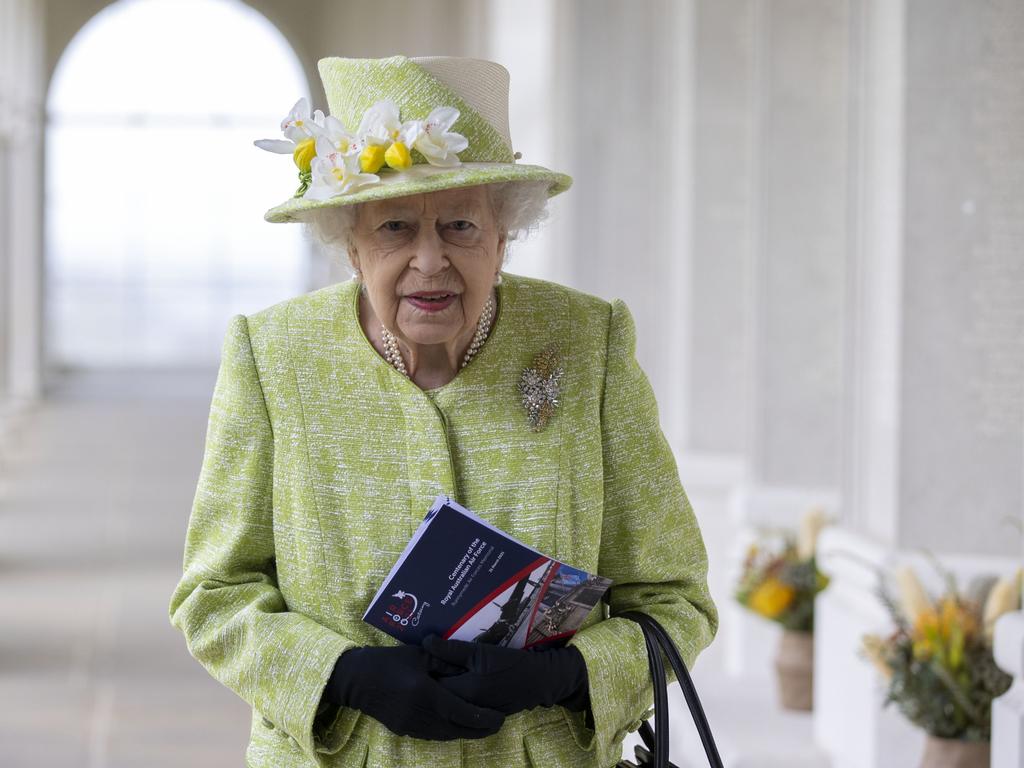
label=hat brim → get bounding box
[263,162,573,224]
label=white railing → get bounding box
[993,611,1024,768]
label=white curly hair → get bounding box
[300,180,551,273]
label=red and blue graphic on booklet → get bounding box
[362,495,612,649]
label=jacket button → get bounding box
[261,716,275,729]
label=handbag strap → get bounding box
[616,610,724,768]
[642,617,669,768]
[643,614,724,768]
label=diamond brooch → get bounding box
[519,344,564,432]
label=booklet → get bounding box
[362,494,613,649]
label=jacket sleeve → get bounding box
[562,298,719,767]
[167,314,361,763]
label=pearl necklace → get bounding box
[380,294,496,378]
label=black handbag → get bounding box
[613,611,724,768]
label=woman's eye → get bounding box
[449,220,475,232]
[382,221,407,232]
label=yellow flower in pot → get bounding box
[733,507,833,711]
[748,578,796,619]
[860,560,1019,768]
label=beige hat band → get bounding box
[409,56,513,151]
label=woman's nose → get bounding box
[410,225,449,275]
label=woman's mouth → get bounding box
[405,291,459,312]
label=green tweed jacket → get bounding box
[168,272,718,768]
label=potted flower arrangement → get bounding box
[860,560,1020,768]
[733,507,831,710]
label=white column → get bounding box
[993,612,1024,768]
[478,0,561,283]
[841,0,905,545]
[844,0,1024,556]
[748,0,848,490]
[690,0,756,459]
[896,0,1024,553]
[728,0,849,676]
[551,0,694,448]
[7,0,44,401]
[0,0,13,400]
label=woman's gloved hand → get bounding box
[421,634,591,716]
[322,644,506,741]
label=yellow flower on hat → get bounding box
[359,145,386,174]
[255,98,331,195]
[384,141,413,170]
[357,99,422,170]
[292,138,316,173]
[257,94,473,202]
[355,99,468,171]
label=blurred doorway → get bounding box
[45,0,311,370]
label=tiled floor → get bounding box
[0,369,252,767]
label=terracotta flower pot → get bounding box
[774,628,813,711]
[917,737,987,765]
[918,735,990,768]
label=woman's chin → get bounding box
[397,321,463,347]
[398,301,464,340]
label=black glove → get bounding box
[322,644,506,741]
[421,634,591,716]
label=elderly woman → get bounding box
[168,55,717,768]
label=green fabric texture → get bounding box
[320,56,513,164]
[263,55,573,224]
[167,272,718,768]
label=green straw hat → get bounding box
[256,55,573,224]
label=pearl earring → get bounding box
[351,267,362,283]
[494,272,503,285]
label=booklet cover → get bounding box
[362,494,613,649]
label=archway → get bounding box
[45,0,310,367]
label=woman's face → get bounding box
[348,186,505,348]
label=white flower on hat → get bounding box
[255,96,472,200]
[357,99,420,147]
[280,97,324,142]
[320,114,361,156]
[254,97,329,196]
[412,106,468,167]
[303,136,380,200]
[254,97,324,155]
